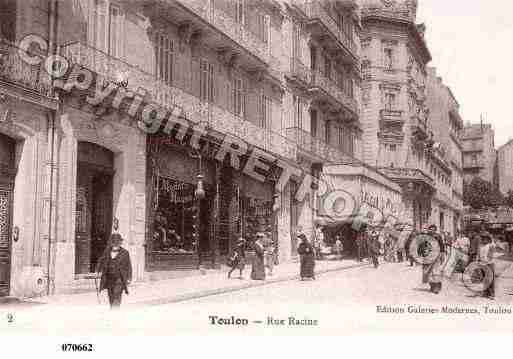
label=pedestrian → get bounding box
[469,230,482,264]
[333,235,343,259]
[369,231,380,268]
[422,224,446,294]
[228,237,246,279]
[96,232,132,309]
[404,229,417,266]
[479,232,496,300]
[313,224,324,260]
[356,224,368,262]
[298,232,315,280]
[263,233,275,276]
[250,233,266,280]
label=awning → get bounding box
[316,164,402,227]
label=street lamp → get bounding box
[195,174,206,200]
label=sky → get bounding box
[416,0,513,147]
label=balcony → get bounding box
[309,70,358,116]
[289,57,311,86]
[380,109,404,125]
[463,160,485,170]
[294,1,358,64]
[61,42,296,161]
[378,167,436,196]
[462,142,484,153]
[288,58,358,117]
[361,7,414,23]
[0,40,54,105]
[285,127,357,164]
[411,115,429,140]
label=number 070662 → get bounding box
[61,344,94,352]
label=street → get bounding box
[176,259,513,307]
[3,257,513,335]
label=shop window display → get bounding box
[151,177,202,254]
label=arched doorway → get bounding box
[0,133,16,296]
[75,142,114,274]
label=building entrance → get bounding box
[75,142,114,274]
[0,133,15,296]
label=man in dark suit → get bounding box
[96,233,132,308]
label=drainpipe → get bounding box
[45,0,58,296]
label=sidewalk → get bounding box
[25,259,367,307]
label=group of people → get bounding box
[227,232,277,280]
[227,227,317,282]
[354,222,499,299]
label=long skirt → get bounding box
[300,254,315,278]
[251,255,266,280]
[423,258,443,284]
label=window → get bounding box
[233,77,245,117]
[324,55,332,79]
[259,93,271,128]
[310,46,317,71]
[325,121,331,144]
[310,110,318,138]
[235,0,244,24]
[384,93,396,110]
[200,60,214,103]
[292,23,301,59]
[256,13,269,44]
[384,48,393,69]
[472,154,478,164]
[389,144,397,152]
[155,33,173,86]
[293,95,303,129]
[91,0,123,58]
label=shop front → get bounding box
[145,135,277,271]
[146,138,216,271]
[316,164,402,258]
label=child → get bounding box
[228,238,246,279]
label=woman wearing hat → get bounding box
[96,232,132,308]
[228,237,246,279]
[369,230,381,268]
[251,233,266,280]
[297,231,316,280]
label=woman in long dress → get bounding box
[297,231,315,280]
[251,234,266,280]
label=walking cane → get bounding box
[94,272,101,305]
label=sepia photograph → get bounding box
[1,0,513,350]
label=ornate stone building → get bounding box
[1,0,373,297]
[358,0,459,232]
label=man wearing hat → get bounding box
[96,231,133,308]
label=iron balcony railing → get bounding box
[181,0,272,67]
[297,1,357,59]
[290,57,358,116]
[361,7,413,22]
[378,167,434,187]
[0,40,53,98]
[285,127,357,164]
[61,42,297,161]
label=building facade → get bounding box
[425,67,464,235]
[1,0,376,298]
[461,122,496,184]
[498,139,513,195]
